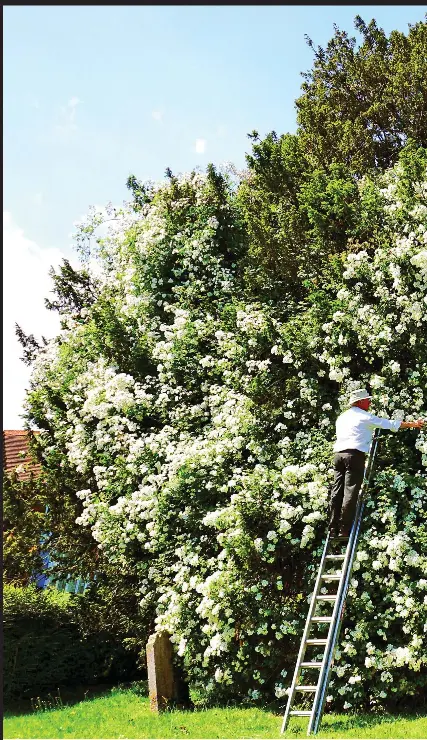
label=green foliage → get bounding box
[238,133,383,301]
[4,443,100,585]
[126,174,154,210]
[3,469,48,585]
[3,585,145,701]
[44,259,99,317]
[239,18,427,302]
[73,576,154,660]
[238,133,310,299]
[296,16,427,175]
[4,452,154,678]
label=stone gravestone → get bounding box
[146,631,175,712]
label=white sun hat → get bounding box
[349,388,372,405]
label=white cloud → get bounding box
[2,212,72,429]
[195,138,206,154]
[151,110,163,122]
[55,96,81,137]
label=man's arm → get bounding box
[367,415,424,432]
[399,420,425,429]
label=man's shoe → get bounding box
[338,527,351,538]
[329,526,339,538]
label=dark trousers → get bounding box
[329,449,366,530]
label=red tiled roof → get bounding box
[3,430,42,481]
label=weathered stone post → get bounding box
[146,631,175,712]
[146,630,193,712]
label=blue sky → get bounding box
[3,5,426,427]
[5,5,426,255]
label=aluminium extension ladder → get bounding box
[281,429,381,736]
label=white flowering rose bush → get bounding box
[23,150,426,709]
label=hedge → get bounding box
[4,584,145,701]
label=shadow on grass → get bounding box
[319,710,424,734]
[281,708,427,738]
[4,683,117,718]
[324,713,395,729]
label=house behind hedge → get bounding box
[3,429,41,481]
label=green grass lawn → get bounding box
[4,687,427,739]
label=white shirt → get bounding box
[333,406,401,454]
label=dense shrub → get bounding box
[19,144,427,712]
[3,585,145,701]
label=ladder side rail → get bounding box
[306,505,362,734]
[280,534,332,733]
[311,500,366,734]
[310,430,381,734]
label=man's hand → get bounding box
[400,419,425,429]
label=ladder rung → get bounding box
[321,574,341,580]
[311,616,333,622]
[326,554,345,559]
[301,662,322,667]
[295,685,317,692]
[290,710,312,716]
[316,594,337,600]
[306,638,327,645]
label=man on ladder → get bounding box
[281,388,424,735]
[329,388,424,539]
